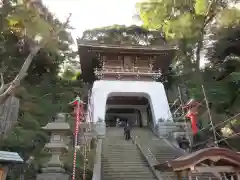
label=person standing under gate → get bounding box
[124,121,131,140]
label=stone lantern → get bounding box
[36,113,70,180]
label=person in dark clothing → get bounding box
[176,135,190,151]
[124,122,131,140]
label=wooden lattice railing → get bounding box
[94,65,161,75]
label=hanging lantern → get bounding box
[183,99,201,135]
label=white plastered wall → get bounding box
[91,80,172,126]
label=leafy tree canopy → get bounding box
[0,0,86,179]
[80,24,166,45]
[135,0,240,116]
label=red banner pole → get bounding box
[69,96,82,180]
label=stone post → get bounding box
[36,113,70,180]
[155,120,191,138]
[95,118,106,139]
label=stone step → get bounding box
[102,128,157,180]
[103,145,137,148]
[102,152,141,155]
[102,151,140,154]
[102,152,143,155]
[102,162,150,166]
[103,167,150,170]
[102,151,142,154]
[102,171,155,174]
[102,156,145,159]
[102,154,143,157]
[102,157,144,160]
[103,178,157,180]
[102,162,149,165]
[103,174,156,178]
[103,149,139,151]
[103,168,151,171]
[102,149,139,152]
[102,150,141,153]
[103,147,139,149]
[102,166,151,170]
[102,158,145,161]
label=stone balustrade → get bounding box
[155,121,192,140]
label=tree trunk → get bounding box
[0,14,72,104]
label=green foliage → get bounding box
[0,0,87,179]
[218,8,240,27]
[137,0,240,115]
[137,0,240,69]
[0,0,240,178]
[80,25,166,45]
[162,13,202,40]
[60,64,79,80]
[195,0,208,15]
[8,4,51,38]
[230,72,240,82]
[208,25,240,61]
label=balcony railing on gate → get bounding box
[94,65,162,79]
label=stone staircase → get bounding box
[132,128,218,180]
[102,127,157,180]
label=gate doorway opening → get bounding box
[105,96,154,127]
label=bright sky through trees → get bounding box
[42,0,139,42]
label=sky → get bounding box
[42,0,139,42]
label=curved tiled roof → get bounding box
[154,147,240,172]
[0,151,23,163]
[78,41,177,83]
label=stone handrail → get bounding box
[147,148,174,180]
[131,132,165,180]
[92,138,103,180]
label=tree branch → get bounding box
[0,13,72,104]
[195,0,219,72]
